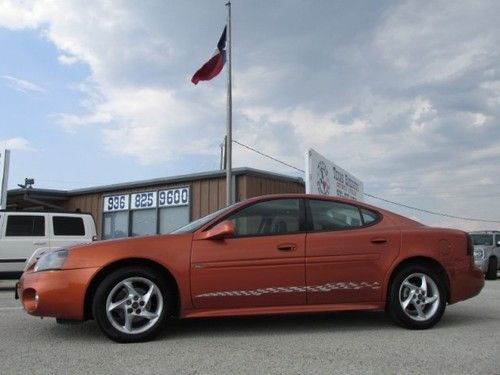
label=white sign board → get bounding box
[103,194,130,212]
[0,149,10,210]
[131,191,157,210]
[159,187,190,207]
[305,149,364,201]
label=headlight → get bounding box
[33,249,69,272]
[473,249,484,260]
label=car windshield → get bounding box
[471,234,493,246]
[171,204,236,234]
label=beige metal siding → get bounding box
[240,175,304,198]
[62,172,304,238]
[63,193,102,238]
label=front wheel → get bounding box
[92,266,170,342]
[388,265,446,329]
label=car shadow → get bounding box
[44,307,480,342]
[159,310,395,340]
[44,310,394,343]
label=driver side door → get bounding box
[190,198,307,309]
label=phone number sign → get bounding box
[103,187,190,212]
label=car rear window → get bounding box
[6,215,45,237]
[309,200,363,231]
[361,208,378,225]
[53,216,85,236]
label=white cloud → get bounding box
[57,54,79,65]
[2,75,45,93]
[0,0,43,29]
[0,137,32,151]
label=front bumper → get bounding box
[17,267,98,320]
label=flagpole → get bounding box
[225,0,233,206]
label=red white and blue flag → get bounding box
[191,26,227,85]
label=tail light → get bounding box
[466,234,473,256]
[466,234,475,266]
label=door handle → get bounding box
[370,238,387,244]
[33,241,47,246]
[277,244,296,251]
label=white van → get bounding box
[0,211,97,279]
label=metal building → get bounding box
[7,168,305,239]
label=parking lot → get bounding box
[0,278,499,374]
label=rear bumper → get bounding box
[474,259,488,273]
[449,265,484,304]
[18,267,98,320]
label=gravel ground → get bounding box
[0,278,498,374]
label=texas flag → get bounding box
[191,26,227,85]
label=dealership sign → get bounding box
[0,149,10,210]
[305,149,364,201]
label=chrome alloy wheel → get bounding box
[105,277,164,335]
[398,273,440,322]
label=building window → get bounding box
[131,209,156,237]
[102,187,191,239]
[159,206,190,234]
[103,211,129,239]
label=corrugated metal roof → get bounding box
[8,167,304,197]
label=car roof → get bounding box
[469,231,500,234]
[0,209,92,216]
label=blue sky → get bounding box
[1,0,499,230]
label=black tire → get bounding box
[92,266,171,343]
[485,257,498,280]
[388,264,447,330]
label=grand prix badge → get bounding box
[316,161,330,195]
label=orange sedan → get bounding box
[17,194,484,342]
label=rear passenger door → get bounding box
[0,213,48,273]
[305,199,400,305]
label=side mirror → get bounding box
[201,220,235,240]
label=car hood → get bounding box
[63,232,194,269]
[473,245,490,251]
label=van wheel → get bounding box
[388,265,446,329]
[485,258,497,280]
[92,266,170,343]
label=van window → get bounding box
[6,215,45,237]
[53,216,85,236]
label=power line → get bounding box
[364,193,500,224]
[232,139,305,173]
[232,139,500,224]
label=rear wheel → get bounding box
[92,266,170,342]
[485,257,497,280]
[388,265,446,329]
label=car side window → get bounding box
[53,216,85,236]
[6,215,45,237]
[309,200,364,231]
[226,199,300,237]
[361,208,378,225]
